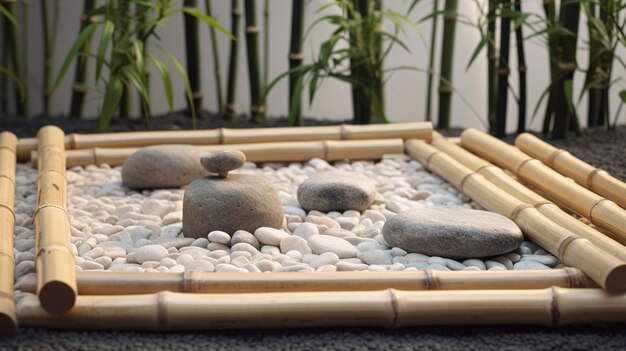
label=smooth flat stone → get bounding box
[307,235,357,259]
[513,261,552,270]
[382,208,523,259]
[200,150,246,177]
[297,171,376,212]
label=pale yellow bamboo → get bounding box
[16,268,590,295]
[0,132,18,336]
[17,122,433,161]
[31,139,406,168]
[405,139,626,294]
[460,128,626,244]
[16,287,626,329]
[35,126,77,315]
[516,133,626,209]
[431,137,626,261]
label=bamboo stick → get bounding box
[461,128,626,244]
[405,138,626,294]
[17,268,590,296]
[32,138,406,168]
[0,131,17,336]
[225,0,241,115]
[431,137,626,261]
[17,287,626,329]
[515,133,626,209]
[244,0,262,120]
[436,0,458,129]
[69,0,96,118]
[17,122,433,161]
[35,126,77,315]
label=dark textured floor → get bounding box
[2,125,626,350]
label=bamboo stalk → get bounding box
[69,0,96,118]
[486,0,497,133]
[17,268,590,296]
[585,2,602,128]
[431,136,626,261]
[541,0,556,135]
[350,0,372,125]
[514,0,526,134]
[40,0,60,116]
[17,287,626,329]
[225,0,241,115]
[406,138,626,293]
[35,126,77,315]
[0,11,8,113]
[0,131,18,336]
[262,0,269,114]
[460,128,626,245]
[17,122,433,161]
[437,0,458,129]
[4,0,26,116]
[244,0,262,120]
[184,0,203,118]
[515,133,626,209]
[495,0,511,137]
[425,0,439,122]
[288,0,305,125]
[136,2,150,121]
[32,138,406,168]
[205,0,224,115]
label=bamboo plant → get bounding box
[288,0,305,125]
[424,0,439,123]
[225,0,241,115]
[495,0,512,137]
[69,0,96,118]
[183,0,202,118]
[244,0,262,120]
[205,0,224,115]
[514,0,527,134]
[436,0,458,129]
[40,0,60,116]
[0,1,23,113]
[262,0,269,116]
[1,0,26,116]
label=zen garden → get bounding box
[0,0,626,347]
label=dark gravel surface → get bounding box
[2,117,625,350]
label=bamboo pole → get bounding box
[184,0,203,119]
[288,0,305,125]
[32,138,406,168]
[225,0,240,115]
[425,0,439,122]
[405,138,626,294]
[4,0,26,116]
[0,6,8,113]
[262,0,269,114]
[0,132,17,336]
[431,136,626,261]
[514,0,526,134]
[486,0,497,133]
[205,0,224,115]
[244,0,262,120]
[461,129,626,245]
[69,0,96,118]
[515,133,626,210]
[494,0,511,137]
[17,287,626,329]
[17,122,433,161]
[436,0,458,129]
[35,126,77,315]
[17,268,590,296]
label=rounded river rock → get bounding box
[201,150,246,177]
[183,174,283,238]
[382,208,523,259]
[297,171,376,212]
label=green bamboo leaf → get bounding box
[261,64,311,103]
[466,32,491,71]
[0,3,17,26]
[133,40,145,71]
[148,54,174,110]
[181,8,235,40]
[620,90,626,104]
[0,64,24,99]
[121,66,149,104]
[97,76,123,132]
[157,45,197,128]
[288,73,306,126]
[96,20,115,82]
[308,72,319,104]
[50,23,98,93]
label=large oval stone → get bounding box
[183,174,283,238]
[122,145,206,189]
[382,208,523,259]
[297,171,376,212]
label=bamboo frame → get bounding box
[0,131,17,336]
[460,128,626,245]
[34,126,77,315]
[405,139,626,294]
[430,136,626,261]
[30,139,410,169]
[16,122,433,161]
[17,287,626,329]
[515,133,626,209]
[16,269,590,296]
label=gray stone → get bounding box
[280,236,312,255]
[382,208,523,259]
[200,150,246,177]
[521,254,558,267]
[183,174,283,238]
[513,261,552,270]
[292,223,319,240]
[135,245,168,264]
[254,227,290,246]
[122,145,207,189]
[358,250,393,265]
[307,235,357,259]
[231,230,261,250]
[297,171,376,212]
[462,259,486,270]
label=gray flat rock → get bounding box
[382,208,523,259]
[297,171,376,212]
[200,150,246,177]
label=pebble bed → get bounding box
[12,155,563,290]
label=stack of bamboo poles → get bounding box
[7,124,626,331]
[0,132,17,336]
[34,126,77,315]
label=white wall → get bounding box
[5,0,626,131]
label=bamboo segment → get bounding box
[0,131,17,336]
[431,137,626,261]
[17,268,589,295]
[405,139,626,294]
[460,129,626,244]
[16,122,433,161]
[515,133,626,209]
[31,138,405,168]
[35,126,77,315]
[17,287,626,329]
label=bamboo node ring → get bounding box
[514,158,537,176]
[34,203,69,220]
[475,164,496,174]
[35,244,74,259]
[183,271,195,293]
[339,125,348,140]
[0,252,14,265]
[0,291,14,303]
[35,169,65,185]
[586,168,607,189]
[0,204,15,220]
[156,292,168,331]
[388,289,400,328]
[289,53,305,60]
[246,26,260,33]
[322,141,330,160]
[68,134,78,150]
[588,198,611,224]
[534,200,553,208]
[564,267,586,288]
[423,269,438,290]
[557,235,583,262]
[550,286,561,327]
[458,173,478,193]
[424,150,442,170]
[218,128,225,145]
[0,174,15,186]
[509,204,533,221]
[0,145,16,154]
[546,149,568,167]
